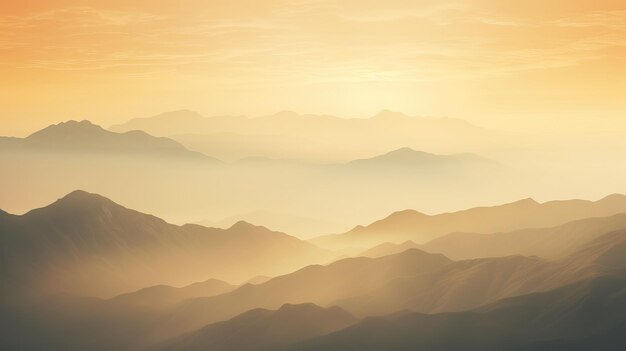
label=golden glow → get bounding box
[1,0,625,136]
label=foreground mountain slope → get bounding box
[312,194,626,248]
[156,304,357,351]
[0,191,332,300]
[292,273,626,351]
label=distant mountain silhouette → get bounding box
[0,120,214,160]
[312,194,626,248]
[0,190,332,300]
[345,147,497,169]
[155,303,357,351]
[110,110,501,162]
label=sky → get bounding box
[1,0,625,136]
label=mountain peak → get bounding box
[54,190,118,209]
[27,120,105,139]
[510,197,539,206]
[599,193,626,203]
[372,109,408,119]
[271,110,300,118]
[229,220,260,231]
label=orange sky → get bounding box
[1,0,625,136]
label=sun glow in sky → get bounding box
[1,0,625,136]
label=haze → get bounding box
[1,0,625,137]
[2,2,626,350]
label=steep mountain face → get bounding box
[312,194,626,249]
[422,213,626,260]
[2,120,212,159]
[292,274,626,351]
[0,191,332,300]
[155,304,357,351]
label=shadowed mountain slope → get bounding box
[155,304,357,351]
[0,191,332,300]
[292,273,626,351]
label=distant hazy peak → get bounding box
[146,109,204,120]
[45,190,122,212]
[270,110,301,118]
[371,109,409,119]
[27,120,105,138]
[599,193,626,202]
[385,209,429,220]
[228,220,260,231]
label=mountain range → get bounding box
[0,191,333,300]
[312,194,626,248]
[3,191,626,350]
[0,120,212,160]
[110,109,503,162]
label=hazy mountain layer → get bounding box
[422,212,626,260]
[110,110,502,162]
[313,194,626,248]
